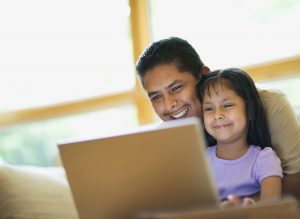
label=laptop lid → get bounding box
[58,117,219,219]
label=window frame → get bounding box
[0,0,154,128]
[1,0,300,129]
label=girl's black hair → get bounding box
[197,68,272,148]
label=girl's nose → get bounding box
[214,109,225,120]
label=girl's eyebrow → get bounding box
[221,97,233,101]
[203,96,233,104]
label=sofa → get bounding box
[0,161,78,219]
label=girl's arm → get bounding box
[220,175,282,208]
[260,176,282,200]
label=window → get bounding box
[149,0,300,108]
[0,105,138,166]
[0,0,139,166]
[149,0,300,69]
[0,0,134,112]
[259,75,300,109]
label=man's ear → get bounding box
[200,66,210,76]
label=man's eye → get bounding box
[151,95,161,102]
[171,85,182,93]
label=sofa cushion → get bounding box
[0,162,78,219]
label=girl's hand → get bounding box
[220,194,256,208]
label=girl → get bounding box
[198,68,283,205]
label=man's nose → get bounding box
[164,95,177,110]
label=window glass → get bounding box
[0,0,134,112]
[0,105,138,166]
[259,75,300,109]
[149,0,300,69]
[149,0,300,109]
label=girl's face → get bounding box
[202,83,248,146]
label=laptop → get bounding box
[58,117,220,219]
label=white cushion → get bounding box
[0,162,78,219]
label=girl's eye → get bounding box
[204,107,213,112]
[224,104,234,108]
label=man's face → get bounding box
[143,63,202,121]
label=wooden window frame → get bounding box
[1,0,300,128]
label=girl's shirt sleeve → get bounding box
[254,147,283,184]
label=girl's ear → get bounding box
[200,66,211,76]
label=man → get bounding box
[136,37,300,201]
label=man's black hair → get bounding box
[136,37,204,87]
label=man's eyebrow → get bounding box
[147,91,159,98]
[166,80,183,89]
[147,80,183,97]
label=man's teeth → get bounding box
[172,108,188,119]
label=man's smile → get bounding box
[170,105,189,119]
